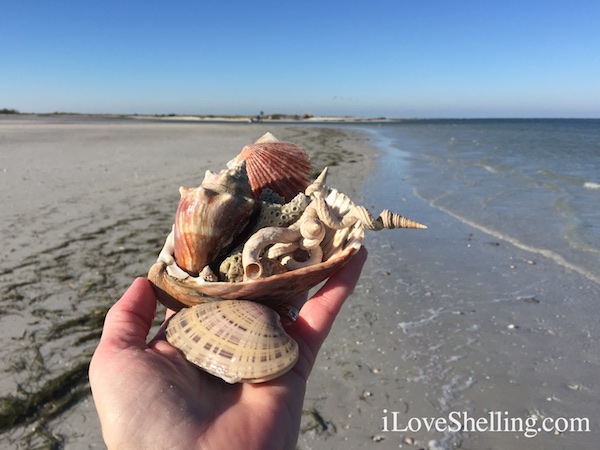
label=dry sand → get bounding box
[1,116,597,449]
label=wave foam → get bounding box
[414,188,600,286]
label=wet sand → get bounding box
[1,116,597,449]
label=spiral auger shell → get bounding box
[353,206,428,231]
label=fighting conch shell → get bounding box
[173,161,257,275]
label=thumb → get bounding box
[98,278,158,351]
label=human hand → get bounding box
[89,247,367,450]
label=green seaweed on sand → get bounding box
[0,361,90,432]
[301,407,337,436]
[46,308,107,341]
[280,127,364,179]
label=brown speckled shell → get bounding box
[165,300,299,383]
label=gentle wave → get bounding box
[583,181,600,190]
[414,188,600,287]
[376,120,600,289]
[478,163,498,174]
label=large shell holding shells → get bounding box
[148,133,426,383]
[165,300,298,383]
[148,186,363,312]
[227,132,312,202]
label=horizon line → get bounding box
[1,110,599,121]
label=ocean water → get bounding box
[342,119,600,449]
[369,119,600,286]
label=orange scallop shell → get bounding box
[232,138,312,202]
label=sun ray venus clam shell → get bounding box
[165,300,299,383]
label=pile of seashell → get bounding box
[147,132,426,383]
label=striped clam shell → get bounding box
[165,300,299,383]
[229,132,312,202]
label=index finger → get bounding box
[290,247,368,369]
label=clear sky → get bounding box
[2,0,599,118]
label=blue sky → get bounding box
[2,1,599,118]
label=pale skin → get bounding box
[89,247,367,450]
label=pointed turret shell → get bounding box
[165,300,299,383]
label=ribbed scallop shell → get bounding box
[165,300,299,383]
[230,133,312,202]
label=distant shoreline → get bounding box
[0,111,410,123]
[1,111,597,122]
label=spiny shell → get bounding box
[165,300,299,383]
[173,161,257,275]
[229,132,312,202]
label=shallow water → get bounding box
[338,120,600,449]
[372,119,600,285]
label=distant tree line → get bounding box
[254,113,314,122]
[0,108,20,114]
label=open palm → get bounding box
[89,247,367,449]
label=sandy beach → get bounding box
[1,116,598,449]
[0,116,374,448]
